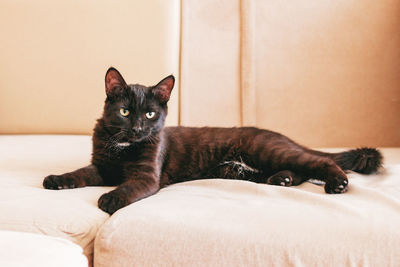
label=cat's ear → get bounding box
[152,75,175,103]
[105,67,127,96]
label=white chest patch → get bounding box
[117,142,131,147]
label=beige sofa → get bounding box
[1,1,400,266]
[0,230,88,267]
[94,150,400,266]
[1,135,400,266]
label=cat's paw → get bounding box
[43,174,79,190]
[98,191,130,215]
[324,176,348,194]
[267,171,293,187]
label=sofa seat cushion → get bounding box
[0,230,88,267]
[94,148,400,266]
[0,135,113,263]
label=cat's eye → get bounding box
[145,111,156,119]
[120,108,130,117]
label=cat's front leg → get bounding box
[43,164,104,189]
[98,163,160,214]
[98,176,160,215]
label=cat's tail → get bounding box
[331,147,383,174]
[307,147,383,174]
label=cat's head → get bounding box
[101,67,174,146]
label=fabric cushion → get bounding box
[0,135,113,263]
[94,148,400,266]
[0,230,88,267]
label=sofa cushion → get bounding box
[0,230,88,267]
[94,149,400,266]
[0,135,113,263]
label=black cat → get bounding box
[43,67,383,214]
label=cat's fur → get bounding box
[43,67,383,214]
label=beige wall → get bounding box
[180,0,400,147]
[1,0,399,147]
[0,0,180,134]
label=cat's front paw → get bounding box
[43,174,79,190]
[98,191,131,215]
[324,176,348,194]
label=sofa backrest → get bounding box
[180,0,400,147]
[1,0,399,147]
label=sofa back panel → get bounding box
[180,0,400,147]
[252,0,400,147]
[180,0,241,127]
[0,0,180,134]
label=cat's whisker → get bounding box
[147,135,157,145]
[105,130,128,152]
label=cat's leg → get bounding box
[98,157,161,214]
[276,154,348,193]
[266,170,308,187]
[293,154,348,193]
[43,164,104,189]
[98,177,159,215]
[245,136,348,193]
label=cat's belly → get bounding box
[161,159,263,185]
[217,160,261,176]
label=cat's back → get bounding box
[161,126,280,155]
[163,126,264,144]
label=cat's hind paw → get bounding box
[266,170,293,187]
[324,177,348,194]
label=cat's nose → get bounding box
[132,127,142,134]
